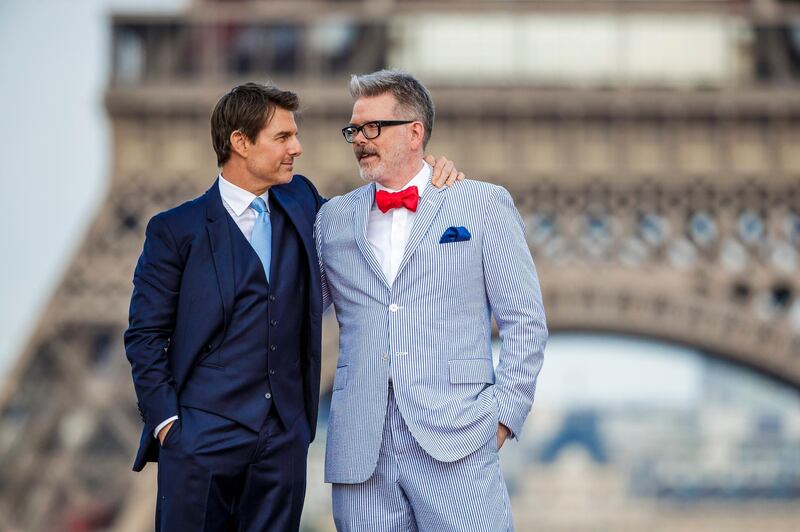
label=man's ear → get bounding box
[409,121,425,150]
[230,130,249,159]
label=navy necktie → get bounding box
[249,197,272,282]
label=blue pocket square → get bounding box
[439,226,471,244]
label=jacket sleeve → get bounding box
[123,213,182,433]
[481,186,548,438]
[314,206,332,313]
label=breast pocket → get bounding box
[438,237,475,257]
[432,237,481,289]
[333,364,348,391]
[448,358,495,384]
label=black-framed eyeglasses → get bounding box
[341,120,414,143]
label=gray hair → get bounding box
[349,70,435,148]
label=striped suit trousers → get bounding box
[332,385,514,532]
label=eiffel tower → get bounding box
[1,1,798,530]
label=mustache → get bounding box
[355,147,378,159]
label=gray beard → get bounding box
[358,161,382,183]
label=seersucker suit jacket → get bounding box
[316,178,547,484]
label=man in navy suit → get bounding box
[124,82,460,531]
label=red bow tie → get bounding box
[375,186,419,213]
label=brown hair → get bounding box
[211,82,299,166]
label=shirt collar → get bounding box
[218,173,269,216]
[375,161,431,196]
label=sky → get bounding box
[0,0,187,376]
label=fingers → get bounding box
[444,169,465,187]
[429,156,452,189]
[426,155,465,188]
[440,160,456,186]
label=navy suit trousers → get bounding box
[155,406,310,532]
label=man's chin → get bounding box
[358,168,380,183]
[358,162,381,183]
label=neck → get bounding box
[221,162,269,197]
[377,158,425,191]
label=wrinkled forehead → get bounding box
[350,92,401,123]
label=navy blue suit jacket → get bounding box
[124,175,324,471]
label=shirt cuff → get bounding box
[154,416,178,439]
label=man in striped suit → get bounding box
[315,70,548,531]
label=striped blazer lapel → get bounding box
[353,184,391,289]
[395,183,447,279]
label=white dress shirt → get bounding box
[218,173,271,239]
[367,161,431,286]
[154,174,269,439]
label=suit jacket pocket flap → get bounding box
[448,358,495,384]
[333,365,348,391]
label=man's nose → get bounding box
[290,138,303,156]
[354,131,368,145]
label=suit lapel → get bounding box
[270,185,316,274]
[395,183,447,279]
[205,180,235,333]
[354,184,391,289]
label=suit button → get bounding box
[388,304,399,312]
[270,320,278,326]
[264,393,272,399]
[269,295,276,302]
[203,343,212,352]
[270,345,277,351]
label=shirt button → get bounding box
[388,304,399,312]
[270,345,277,351]
[381,353,389,361]
[264,393,272,399]
[270,320,278,326]
[269,369,276,375]
[268,295,276,302]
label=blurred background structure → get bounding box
[1,0,799,530]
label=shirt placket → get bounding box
[389,208,407,284]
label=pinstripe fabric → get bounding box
[315,178,547,485]
[332,386,513,532]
